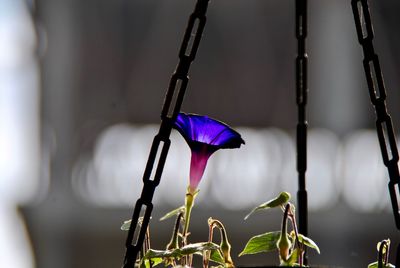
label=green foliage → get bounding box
[139,257,163,268]
[297,234,320,254]
[121,219,131,231]
[139,242,223,268]
[159,206,185,221]
[209,249,225,265]
[180,242,219,256]
[142,242,219,260]
[367,261,395,268]
[121,216,147,231]
[239,231,318,266]
[245,191,291,220]
[123,205,229,267]
[283,248,300,266]
[241,192,320,267]
[239,231,281,256]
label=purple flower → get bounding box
[173,113,245,193]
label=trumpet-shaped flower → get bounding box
[173,113,245,193]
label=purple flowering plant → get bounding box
[122,112,244,268]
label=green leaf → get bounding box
[194,245,224,265]
[209,249,225,265]
[121,220,131,231]
[121,216,149,231]
[179,242,219,255]
[143,249,176,259]
[286,248,300,265]
[142,242,219,260]
[239,231,281,256]
[141,257,163,268]
[298,234,320,254]
[368,261,395,268]
[160,206,185,221]
[245,192,291,220]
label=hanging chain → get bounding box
[351,0,400,229]
[296,0,308,242]
[122,1,210,267]
[351,1,400,265]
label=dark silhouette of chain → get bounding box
[296,0,308,246]
[351,0,400,229]
[351,1,400,266]
[122,1,210,267]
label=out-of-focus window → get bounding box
[72,123,390,213]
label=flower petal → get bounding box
[173,112,245,192]
[189,148,211,192]
[174,113,245,149]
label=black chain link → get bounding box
[296,0,308,242]
[122,1,210,267]
[351,1,400,265]
[351,0,400,230]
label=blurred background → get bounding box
[1,0,400,267]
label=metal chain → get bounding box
[122,1,210,267]
[296,0,308,242]
[351,0,400,230]
[351,1,400,265]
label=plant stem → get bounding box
[204,222,214,268]
[183,188,197,266]
[287,204,303,266]
[378,240,390,267]
[167,212,183,251]
[145,226,152,268]
[278,204,291,262]
[208,218,234,268]
[385,241,390,265]
[183,189,196,244]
